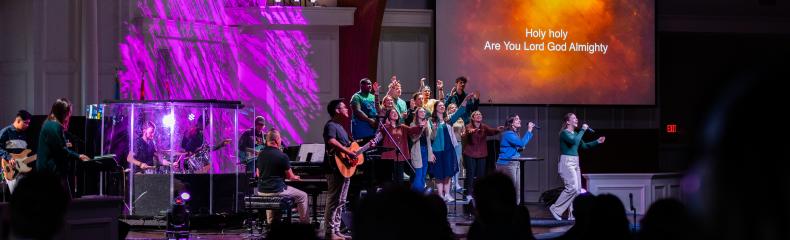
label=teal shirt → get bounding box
[559,130,599,156]
[394,97,407,124]
[36,120,81,176]
[431,106,466,151]
[351,91,378,139]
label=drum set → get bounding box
[135,149,211,174]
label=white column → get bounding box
[81,0,99,110]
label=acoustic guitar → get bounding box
[335,133,381,178]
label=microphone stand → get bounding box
[377,118,415,188]
[629,193,637,232]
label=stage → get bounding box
[122,202,637,239]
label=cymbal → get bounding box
[158,149,181,153]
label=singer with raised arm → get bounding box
[429,94,473,201]
[376,108,423,186]
[463,111,504,199]
[496,114,534,204]
[549,113,605,221]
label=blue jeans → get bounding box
[411,146,429,192]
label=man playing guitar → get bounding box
[1,110,34,193]
[322,99,378,240]
[238,116,266,173]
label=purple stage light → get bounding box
[180,192,191,201]
[162,113,176,128]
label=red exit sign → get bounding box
[666,124,678,134]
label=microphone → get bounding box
[583,124,595,133]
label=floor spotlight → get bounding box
[165,193,190,240]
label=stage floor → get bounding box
[125,203,601,239]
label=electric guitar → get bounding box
[335,133,382,178]
[1,149,37,180]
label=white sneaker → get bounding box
[549,207,562,221]
[444,193,455,202]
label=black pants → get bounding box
[463,155,487,196]
[374,159,405,189]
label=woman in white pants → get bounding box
[549,113,605,220]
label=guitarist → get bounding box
[1,110,32,193]
[323,99,375,240]
[238,116,266,173]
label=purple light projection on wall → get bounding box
[119,0,321,172]
[235,6,319,143]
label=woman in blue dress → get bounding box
[429,94,474,201]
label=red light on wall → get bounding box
[666,124,677,134]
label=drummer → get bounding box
[127,121,174,173]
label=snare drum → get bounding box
[140,166,171,174]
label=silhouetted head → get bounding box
[472,172,517,223]
[9,172,70,239]
[586,194,632,240]
[354,185,453,240]
[639,199,694,240]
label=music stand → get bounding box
[296,144,325,163]
[505,157,544,205]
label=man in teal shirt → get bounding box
[351,78,378,141]
[386,76,408,124]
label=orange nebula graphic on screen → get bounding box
[450,0,654,104]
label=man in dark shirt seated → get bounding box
[256,129,309,224]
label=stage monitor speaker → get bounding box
[132,174,171,217]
